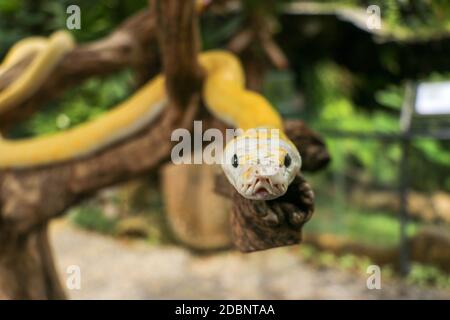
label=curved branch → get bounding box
[153,0,204,109]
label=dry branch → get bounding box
[230,174,314,252]
[153,0,204,109]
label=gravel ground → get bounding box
[50,220,450,300]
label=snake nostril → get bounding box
[256,177,269,185]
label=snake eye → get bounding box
[284,154,291,167]
[232,154,239,168]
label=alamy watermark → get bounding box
[66,5,81,30]
[170,121,282,165]
[66,265,81,290]
[366,265,382,290]
[366,5,382,30]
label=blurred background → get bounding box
[1,0,450,299]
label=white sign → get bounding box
[415,81,450,115]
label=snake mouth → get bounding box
[254,186,270,198]
[250,178,277,199]
[238,177,286,200]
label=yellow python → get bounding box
[0,31,301,200]
[0,31,75,114]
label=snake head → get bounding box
[222,128,302,200]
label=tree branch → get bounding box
[214,120,326,252]
[153,0,204,109]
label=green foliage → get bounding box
[337,254,363,272]
[407,263,450,289]
[375,85,404,111]
[70,205,118,235]
[306,199,418,247]
[299,245,375,274]
[299,245,450,290]
[201,0,294,50]
[301,61,401,185]
[384,0,400,27]
[8,69,134,138]
[414,139,450,167]
[300,60,450,191]
[263,70,300,115]
[0,0,147,58]
[0,0,20,13]
[303,1,450,39]
[201,14,243,50]
[69,179,172,244]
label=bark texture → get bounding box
[230,174,314,252]
[0,224,66,299]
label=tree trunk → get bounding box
[162,163,232,250]
[0,224,66,300]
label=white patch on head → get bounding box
[221,128,301,200]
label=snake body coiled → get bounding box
[0,31,301,200]
[0,31,74,114]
